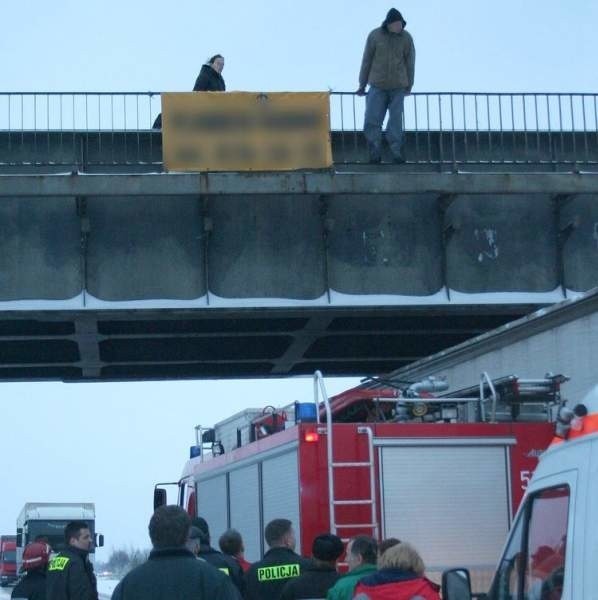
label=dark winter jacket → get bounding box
[353,568,440,600]
[198,545,245,594]
[193,64,226,91]
[110,547,240,600]
[11,569,47,600]
[245,547,312,600]
[359,27,415,91]
[46,546,98,600]
[279,561,340,600]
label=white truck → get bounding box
[16,503,103,571]
[442,388,598,599]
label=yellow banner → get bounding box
[161,92,332,172]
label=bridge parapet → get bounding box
[0,92,596,169]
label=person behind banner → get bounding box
[193,54,226,91]
[152,53,226,129]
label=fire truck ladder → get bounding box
[313,371,379,541]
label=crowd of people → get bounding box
[11,505,440,600]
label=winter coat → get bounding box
[326,564,377,600]
[245,547,312,600]
[11,569,46,600]
[46,546,98,600]
[359,27,415,91]
[235,555,251,573]
[193,64,226,91]
[280,561,340,600]
[353,568,440,600]
[198,545,245,594]
[110,547,240,600]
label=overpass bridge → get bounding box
[0,91,596,381]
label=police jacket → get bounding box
[110,547,240,600]
[46,546,98,600]
[193,64,226,91]
[245,547,311,600]
[198,545,245,594]
[11,569,47,600]
[280,561,340,600]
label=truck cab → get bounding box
[443,398,598,599]
[16,503,102,572]
[0,535,16,587]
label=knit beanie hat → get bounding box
[312,534,344,562]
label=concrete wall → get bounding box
[0,193,596,304]
[0,197,81,300]
[86,196,206,300]
[445,195,559,293]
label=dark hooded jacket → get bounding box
[110,547,240,600]
[11,569,47,600]
[193,64,226,91]
[279,561,339,600]
[46,546,98,600]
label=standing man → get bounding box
[357,8,415,164]
[219,528,252,573]
[46,521,98,600]
[245,519,311,600]
[326,536,378,600]
[111,505,239,600]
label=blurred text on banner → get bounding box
[162,91,332,172]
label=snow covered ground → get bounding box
[0,586,11,600]
[97,577,121,598]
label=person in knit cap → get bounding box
[357,8,415,164]
[279,533,344,600]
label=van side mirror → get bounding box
[96,534,104,548]
[153,487,168,510]
[16,528,22,547]
[442,568,473,600]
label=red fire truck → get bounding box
[156,371,566,588]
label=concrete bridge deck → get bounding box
[0,91,596,381]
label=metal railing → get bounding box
[0,91,596,166]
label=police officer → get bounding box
[46,521,98,600]
[245,519,311,600]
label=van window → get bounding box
[487,485,569,600]
[525,486,568,600]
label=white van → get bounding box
[443,390,598,600]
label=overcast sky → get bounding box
[0,0,597,557]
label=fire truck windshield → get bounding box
[1,550,16,562]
